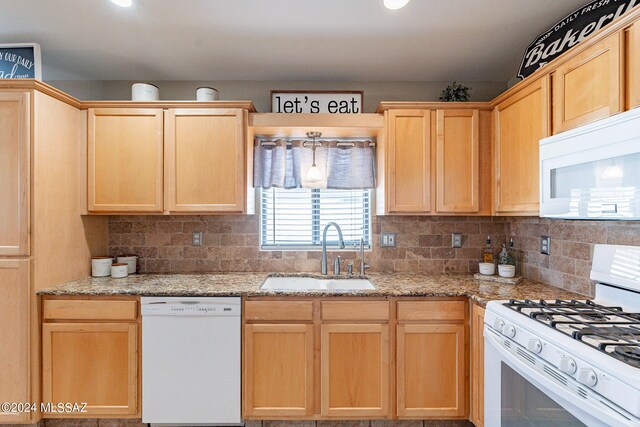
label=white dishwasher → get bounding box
[141,297,242,426]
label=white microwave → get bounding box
[540,108,640,220]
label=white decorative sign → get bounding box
[271,91,363,114]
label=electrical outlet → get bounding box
[541,235,551,255]
[380,232,397,247]
[451,233,463,248]
[192,231,203,246]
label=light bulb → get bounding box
[383,0,410,10]
[306,165,323,182]
[110,0,132,7]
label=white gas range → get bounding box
[484,244,640,427]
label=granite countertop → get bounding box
[37,272,586,306]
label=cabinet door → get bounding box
[0,260,29,424]
[244,324,314,418]
[553,32,623,133]
[0,92,29,256]
[42,322,138,416]
[494,77,549,215]
[470,304,486,427]
[397,323,466,418]
[435,109,479,213]
[321,324,389,417]
[88,108,163,212]
[387,109,431,213]
[165,109,245,213]
[628,22,640,110]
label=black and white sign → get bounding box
[518,0,638,79]
[0,43,41,80]
[271,91,363,113]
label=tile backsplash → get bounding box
[108,215,508,275]
[108,214,640,298]
[508,218,640,297]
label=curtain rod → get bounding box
[257,136,376,148]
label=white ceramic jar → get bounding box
[131,83,159,101]
[91,257,113,277]
[111,263,129,279]
[196,87,219,101]
[479,262,496,275]
[117,255,137,274]
[498,264,516,278]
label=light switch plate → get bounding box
[451,233,463,248]
[192,231,203,246]
[541,235,551,255]
[381,232,397,247]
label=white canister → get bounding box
[498,264,516,278]
[111,263,129,279]
[478,262,495,276]
[117,255,138,274]
[131,83,159,101]
[91,257,113,277]
[196,87,219,101]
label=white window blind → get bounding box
[260,188,371,250]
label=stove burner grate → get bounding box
[504,299,640,369]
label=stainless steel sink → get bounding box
[260,276,375,291]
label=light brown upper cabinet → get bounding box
[628,21,640,109]
[164,109,245,213]
[386,109,431,213]
[493,76,550,215]
[435,109,479,213]
[552,32,623,133]
[88,108,164,213]
[470,303,486,427]
[0,92,30,256]
[0,259,29,424]
[396,300,467,419]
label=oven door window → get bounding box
[501,362,586,426]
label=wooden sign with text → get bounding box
[271,91,363,113]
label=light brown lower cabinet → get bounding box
[243,298,473,421]
[395,300,468,419]
[244,323,314,418]
[470,303,486,427]
[321,324,390,417]
[0,259,30,424]
[41,299,139,417]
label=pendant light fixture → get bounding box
[305,131,323,183]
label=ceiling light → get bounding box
[383,0,410,10]
[110,0,132,7]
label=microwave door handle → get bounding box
[484,330,634,426]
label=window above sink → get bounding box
[260,188,371,251]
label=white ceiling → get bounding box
[0,0,589,82]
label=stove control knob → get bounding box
[493,318,505,333]
[527,339,543,354]
[577,369,598,387]
[559,357,577,375]
[504,324,517,338]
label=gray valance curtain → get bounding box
[253,138,376,189]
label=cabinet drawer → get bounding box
[397,300,466,321]
[321,301,389,321]
[43,300,138,321]
[244,300,313,321]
